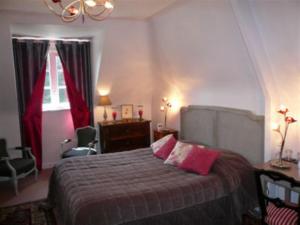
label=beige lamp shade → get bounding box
[98,95,112,106]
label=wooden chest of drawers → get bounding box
[98,119,151,153]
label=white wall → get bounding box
[149,0,300,162]
[250,0,300,160]
[2,0,300,166]
[230,0,300,161]
[0,11,153,168]
[149,0,264,132]
[94,19,153,122]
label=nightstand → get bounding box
[254,160,300,182]
[153,129,178,141]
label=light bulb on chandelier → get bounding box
[43,0,114,23]
[85,0,97,7]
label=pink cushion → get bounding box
[266,203,298,225]
[178,146,220,175]
[151,134,177,160]
[164,141,205,166]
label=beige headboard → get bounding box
[180,105,264,165]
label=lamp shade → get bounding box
[98,95,112,106]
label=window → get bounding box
[43,47,70,111]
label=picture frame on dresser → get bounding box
[121,104,133,119]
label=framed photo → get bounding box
[121,104,133,119]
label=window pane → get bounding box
[57,71,65,86]
[56,57,62,70]
[45,71,50,87]
[43,89,51,104]
[59,88,68,103]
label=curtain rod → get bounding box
[12,36,90,42]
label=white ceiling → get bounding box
[0,0,178,19]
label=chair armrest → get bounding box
[0,157,16,176]
[61,139,72,145]
[88,140,98,148]
[7,146,34,160]
[0,157,10,162]
[8,146,31,152]
[60,139,72,155]
[10,147,36,161]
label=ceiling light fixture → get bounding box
[43,0,114,23]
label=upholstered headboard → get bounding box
[180,105,264,165]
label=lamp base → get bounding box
[270,159,291,169]
[103,106,108,121]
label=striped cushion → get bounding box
[266,203,298,225]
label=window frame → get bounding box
[42,44,70,112]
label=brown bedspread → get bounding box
[48,148,256,225]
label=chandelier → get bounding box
[43,0,114,23]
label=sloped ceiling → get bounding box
[0,0,178,19]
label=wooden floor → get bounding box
[0,169,52,207]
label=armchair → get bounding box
[61,126,98,158]
[0,138,38,195]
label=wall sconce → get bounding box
[160,97,172,130]
[271,105,297,169]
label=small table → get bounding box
[243,161,300,225]
[153,129,178,141]
[255,160,300,182]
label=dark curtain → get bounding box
[13,39,49,170]
[55,41,94,129]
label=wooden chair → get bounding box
[255,169,300,225]
[0,138,38,195]
[61,126,98,158]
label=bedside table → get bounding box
[153,129,178,141]
[254,161,300,182]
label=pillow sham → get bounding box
[179,146,221,175]
[164,141,205,166]
[151,134,177,160]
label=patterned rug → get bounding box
[0,200,56,225]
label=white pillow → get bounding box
[151,134,173,154]
[164,141,205,166]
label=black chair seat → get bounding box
[62,148,97,159]
[0,158,35,176]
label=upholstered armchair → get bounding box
[0,138,38,195]
[61,126,98,158]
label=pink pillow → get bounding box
[151,134,176,160]
[164,141,205,166]
[179,147,221,175]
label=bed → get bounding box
[48,105,265,225]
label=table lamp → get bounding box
[98,95,112,121]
